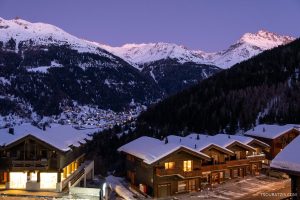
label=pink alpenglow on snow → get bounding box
[100,30,295,69]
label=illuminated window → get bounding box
[30,172,37,181]
[164,162,175,169]
[183,160,192,172]
[40,173,57,189]
[9,172,27,189]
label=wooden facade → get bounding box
[122,143,267,198]
[245,128,300,160]
[0,134,86,191]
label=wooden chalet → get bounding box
[0,125,94,192]
[244,124,300,160]
[118,134,269,198]
[271,135,300,200]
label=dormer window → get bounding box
[165,162,175,170]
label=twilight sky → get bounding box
[0,0,299,52]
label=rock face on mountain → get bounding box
[0,18,162,116]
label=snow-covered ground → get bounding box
[105,175,289,200]
[175,175,289,200]
[106,175,145,200]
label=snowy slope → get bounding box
[1,17,293,69]
[0,17,163,117]
[101,30,295,69]
[0,17,112,58]
[100,43,207,69]
[203,30,295,68]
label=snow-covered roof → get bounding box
[118,133,262,164]
[117,136,211,165]
[0,123,100,151]
[271,135,300,173]
[168,134,256,152]
[244,124,300,139]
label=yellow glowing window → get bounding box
[164,162,175,169]
[183,160,192,172]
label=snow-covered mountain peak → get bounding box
[0,17,112,58]
[99,42,207,67]
[239,30,295,49]
[101,30,295,69]
[1,18,295,69]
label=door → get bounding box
[188,179,196,191]
[158,183,171,198]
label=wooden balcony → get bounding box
[200,163,228,172]
[247,154,265,162]
[11,160,49,170]
[156,168,202,178]
[201,155,265,173]
[156,155,266,177]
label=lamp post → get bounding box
[99,182,108,200]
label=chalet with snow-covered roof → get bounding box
[0,124,95,192]
[271,135,300,200]
[244,124,300,159]
[118,134,269,198]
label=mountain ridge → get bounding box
[101,30,295,69]
[134,38,300,135]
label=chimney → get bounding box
[165,137,168,144]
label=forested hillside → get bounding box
[135,38,300,135]
[0,44,162,116]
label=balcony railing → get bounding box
[156,154,266,177]
[11,160,49,170]
[247,154,265,161]
[156,168,202,178]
